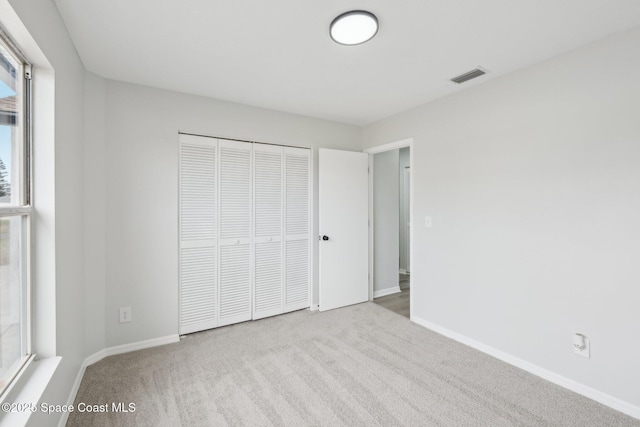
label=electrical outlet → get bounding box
[119,307,132,323]
[573,334,590,358]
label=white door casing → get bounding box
[404,166,411,273]
[364,138,414,320]
[319,148,369,311]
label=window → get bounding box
[0,29,32,397]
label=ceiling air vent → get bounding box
[450,68,486,84]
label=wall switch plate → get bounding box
[574,336,590,358]
[425,216,432,228]
[119,307,132,323]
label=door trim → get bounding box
[364,138,414,320]
[403,166,410,274]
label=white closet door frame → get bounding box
[217,139,254,327]
[179,134,218,334]
[253,143,285,319]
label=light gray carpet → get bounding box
[68,303,639,426]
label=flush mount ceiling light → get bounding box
[330,10,378,46]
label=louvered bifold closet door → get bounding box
[218,139,253,326]
[179,134,217,334]
[284,147,311,312]
[253,144,284,319]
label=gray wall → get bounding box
[83,71,107,357]
[373,150,399,294]
[363,27,640,409]
[103,80,362,346]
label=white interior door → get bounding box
[319,148,369,311]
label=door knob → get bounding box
[322,235,329,241]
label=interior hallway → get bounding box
[373,273,410,318]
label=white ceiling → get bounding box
[54,0,640,125]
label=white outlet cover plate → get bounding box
[574,337,590,358]
[119,307,132,323]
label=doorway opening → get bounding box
[365,139,413,320]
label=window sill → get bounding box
[0,356,61,427]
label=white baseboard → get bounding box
[100,335,180,360]
[60,363,89,427]
[373,286,401,299]
[412,316,640,421]
[59,334,179,427]
[309,304,319,311]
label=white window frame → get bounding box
[0,27,33,400]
